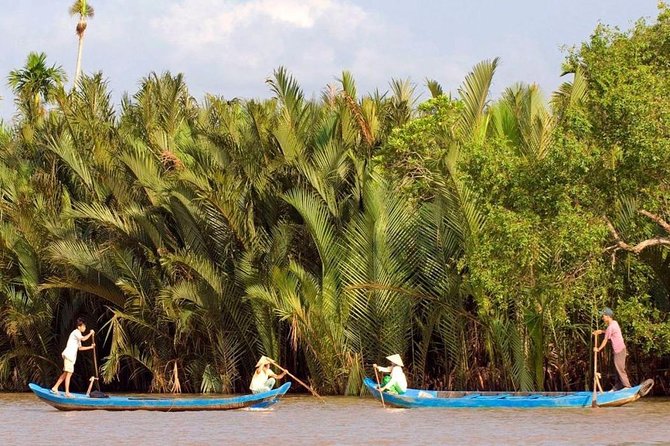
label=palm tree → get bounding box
[69,0,95,85]
[8,52,66,115]
[7,52,66,145]
[5,43,662,395]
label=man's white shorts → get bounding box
[63,357,75,373]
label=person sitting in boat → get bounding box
[250,356,286,394]
[593,307,631,390]
[373,354,408,395]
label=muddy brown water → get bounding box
[1,392,669,445]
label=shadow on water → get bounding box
[1,393,669,445]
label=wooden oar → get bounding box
[92,333,101,392]
[269,359,326,404]
[85,333,100,396]
[592,332,599,408]
[373,365,386,408]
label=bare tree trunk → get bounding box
[74,31,85,85]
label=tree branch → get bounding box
[605,213,670,255]
[638,209,670,235]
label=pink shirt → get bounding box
[605,320,626,353]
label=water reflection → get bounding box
[1,393,668,445]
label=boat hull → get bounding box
[363,378,653,408]
[29,382,291,411]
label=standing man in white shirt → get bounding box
[51,318,96,397]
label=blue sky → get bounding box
[0,0,661,120]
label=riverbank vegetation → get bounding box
[1,6,669,394]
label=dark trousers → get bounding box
[613,348,631,389]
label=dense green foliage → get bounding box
[1,7,669,394]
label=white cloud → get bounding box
[0,0,479,118]
[151,0,367,47]
[145,0,469,100]
[5,0,574,119]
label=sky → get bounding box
[0,0,661,120]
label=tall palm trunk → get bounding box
[69,1,94,86]
[74,20,85,85]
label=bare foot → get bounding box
[50,388,59,394]
[65,393,74,398]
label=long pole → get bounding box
[269,359,326,403]
[92,333,101,391]
[85,332,100,396]
[373,366,385,408]
[592,332,599,408]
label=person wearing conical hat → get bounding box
[373,354,407,395]
[250,356,286,394]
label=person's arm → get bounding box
[374,364,395,390]
[380,371,398,391]
[81,329,95,342]
[79,343,96,351]
[594,326,610,352]
[268,369,287,380]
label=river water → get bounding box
[1,392,669,445]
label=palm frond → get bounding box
[457,58,499,141]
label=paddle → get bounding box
[88,333,108,398]
[85,332,97,396]
[592,332,599,408]
[268,359,326,404]
[92,334,101,390]
[373,365,386,408]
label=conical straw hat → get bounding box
[386,354,404,367]
[255,355,272,368]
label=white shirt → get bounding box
[250,368,274,391]
[62,329,84,362]
[378,365,408,392]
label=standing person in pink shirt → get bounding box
[593,307,631,390]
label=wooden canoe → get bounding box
[29,382,291,411]
[363,377,654,408]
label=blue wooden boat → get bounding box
[29,382,291,411]
[363,377,654,408]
